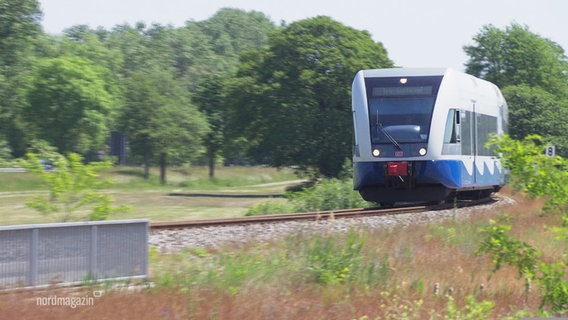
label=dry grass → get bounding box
[2,190,564,319]
[0,285,542,319]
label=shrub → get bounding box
[23,152,130,221]
[246,177,371,215]
[245,201,295,216]
[489,134,568,213]
[444,295,495,320]
[480,134,568,314]
[304,231,389,286]
[290,178,370,212]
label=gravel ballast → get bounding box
[149,195,516,253]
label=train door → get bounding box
[460,109,475,185]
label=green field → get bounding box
[0,166,300,226]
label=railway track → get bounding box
[150,197,496,231]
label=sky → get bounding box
[39,0,568,71]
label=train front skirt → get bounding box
[353,160,504,203]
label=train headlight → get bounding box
[372,149,381,157]
[418,148,427,156]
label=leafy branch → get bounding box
[24,152,130,221]
[477,134,568,314]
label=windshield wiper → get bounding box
[378,123,402,150]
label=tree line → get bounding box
[1,0,567,181]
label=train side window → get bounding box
[443,109,459,144]
[442,109,462,155]
[476,114,498,156]
[461,111,473,156]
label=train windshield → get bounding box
[369,97,435,144]
[365,76,442,145]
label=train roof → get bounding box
[357,67,452,78]
[357,68,501,95]
[354,67,505,106]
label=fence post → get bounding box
[29,228,39,286]
[143,222,149,276]
[89,225,98,280]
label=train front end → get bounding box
[352,68,454,206]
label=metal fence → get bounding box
[0,219,148,289]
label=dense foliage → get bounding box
[488,134,568,213]
[118,69,209,183]
[226,16,393,177]
[464,23,568,156]
[1,2,567,178]
[25,56,116,155]
[479,134,568,314]
[0,0,42,157]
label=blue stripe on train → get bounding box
[354,160,503,190]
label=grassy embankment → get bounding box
[0,166,299,225]
[1,189,562,319]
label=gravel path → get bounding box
[149,195,516,253]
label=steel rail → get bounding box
[150,197,496,230]
[150,205,425,230]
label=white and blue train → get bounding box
[352,68,508,206]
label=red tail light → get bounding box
[387,162,408,176]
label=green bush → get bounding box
[444,295,495,320]
[23,152,130,221]
[245,201,295,216]
[479,134,568,314]
[246,178,371,215]
[303,231,389,286]
[305,233,363,285]
[489,134,568,213]
[290,178,370,212]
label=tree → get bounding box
[23,56,116,155]
[0,139,12,166]
[173,8,275,91]
[102,9,275,92]
[118,69,209,183]
[0,0,41,65]
[192,74,226,178]
[503,85,568,156]
[464,23,568,97]
[464,23,568,156]
[60,25,125,81]
[0,0,42,157]
[195,8,275,57]
[105,23,153,78]
[226,16,393,177]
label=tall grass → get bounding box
[304,231,390,286]
[145,192,560,319]
[153,230,381,290]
